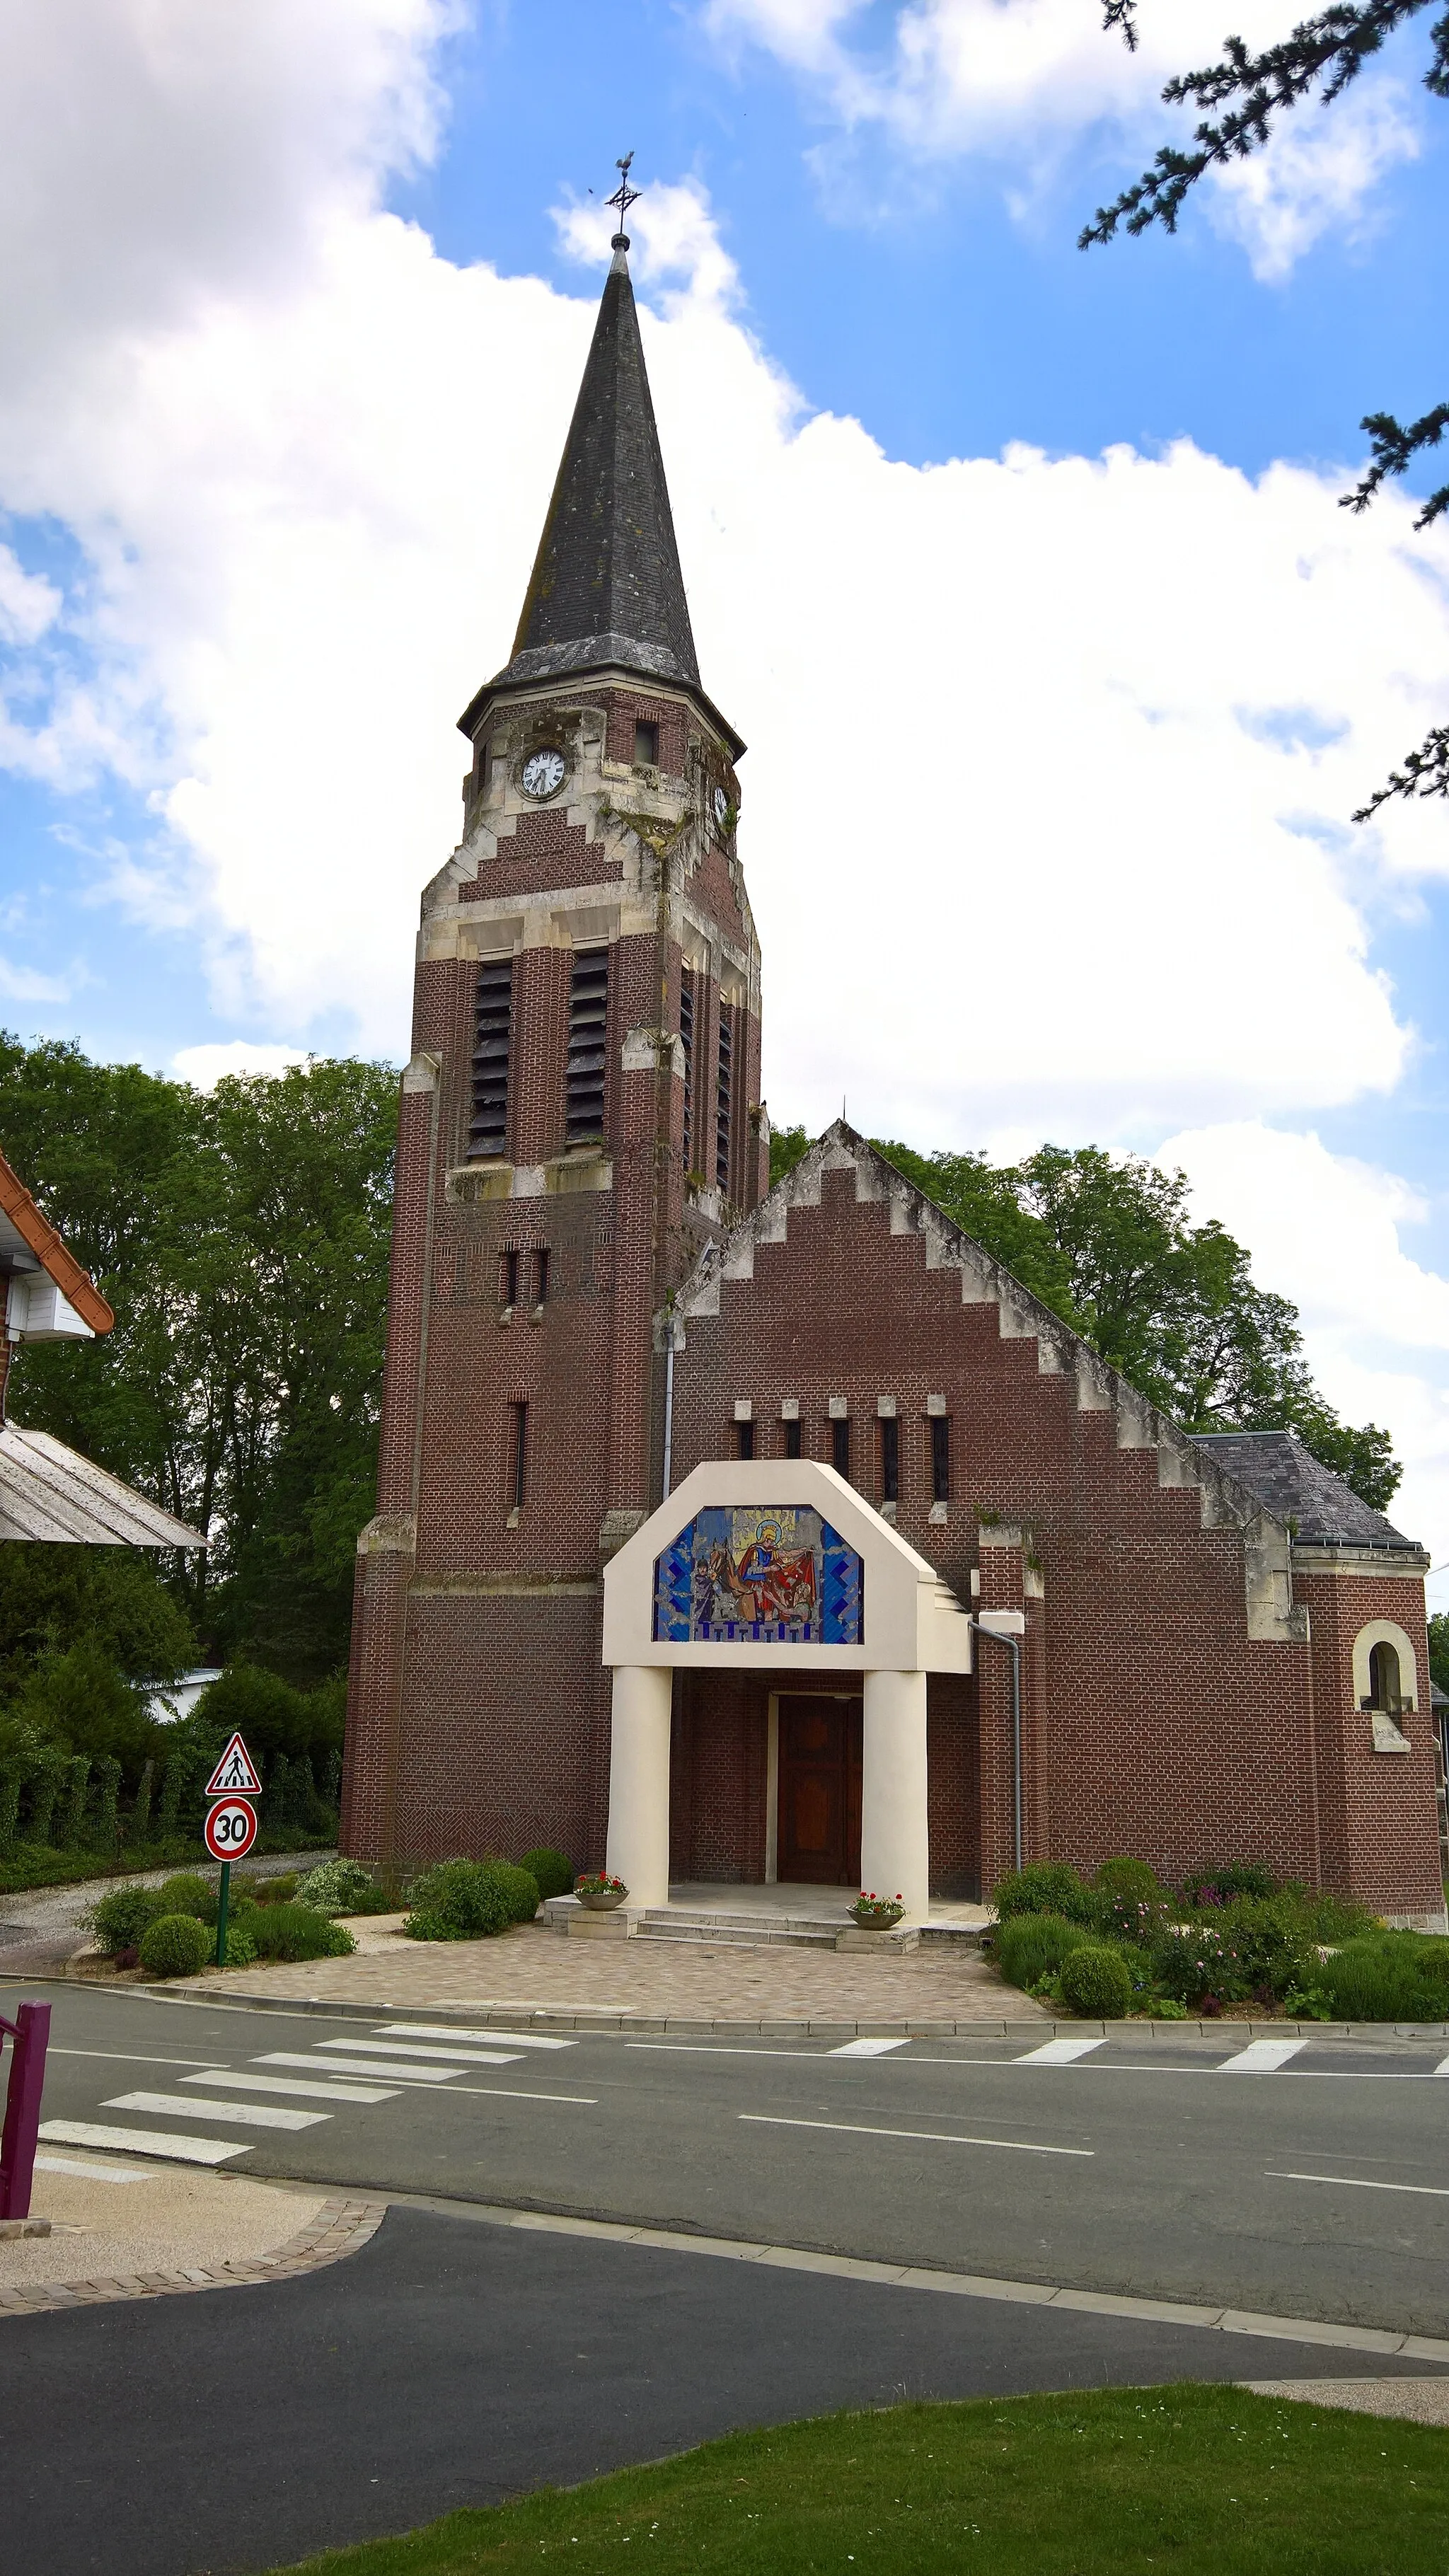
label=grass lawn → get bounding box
[270,2383,1449,2575]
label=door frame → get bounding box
[766,1688,864,1889]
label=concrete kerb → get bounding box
[50,1982,1449,2045]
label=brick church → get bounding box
[342,225,1445,1927]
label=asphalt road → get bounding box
[14,1980,1449,2335]
[4,2203,1445,2576]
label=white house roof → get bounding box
[602,1460,973,1673]
[0,1423,203,1548]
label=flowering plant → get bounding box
[575,1871,628,1897]
[850,1891,905,1927]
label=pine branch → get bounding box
[1102,0,1141,52]
[1080,0,1436,248]
[1353,724,1449,818]
[1341,403,1449,527]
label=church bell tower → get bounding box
[342,210,766,1869]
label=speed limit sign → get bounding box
[204,1798,258,1862]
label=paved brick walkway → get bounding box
[182,1919,1049,2033]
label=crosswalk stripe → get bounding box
[105,2091,329,2132]
[1015,2038,1108,2065]
[1436,2054,1449,2077]
[34,2155,154,2183]
[378,2024,575,2050]
[829,2038,911,2058]
[181,2070,399,2104]
[317,2037,524,2067]
[39,2119,247,2166]
[255,2051,461,2084]
[1218,2038,1308,2072]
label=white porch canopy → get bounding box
[601,1461,975,1917]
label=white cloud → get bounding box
[706,0,1424,270]
[1162,1121,1449,1602]
[0,10,1448,1566]
[173,1041,311,1088]
[0,544,59,647]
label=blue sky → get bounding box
[0,0,1447,1581]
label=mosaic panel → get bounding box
[652,1506,864,1646]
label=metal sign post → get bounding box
[202,1735,261,1968]
[0,2000,51,2222]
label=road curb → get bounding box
[0,2193,386,2320]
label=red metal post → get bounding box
[0,2000,51,2220]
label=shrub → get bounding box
[1150,1919,1247,2005]
[219,1922,257,1967]
[1058,1944,1134,2019]
[139,1912,212,1977]
[155,1871,216,1922]
[1214,1896,1315,2002]
[1293,1889,1378,1945]
[403,1858,514,1942]
[994,1863,1092,1922]
[246,1873,300,1906]
[295,1859,386,1917]
[485,1860,541,1925]
[1184,1861,1277,1907]
[91,1883,168,1956]
[1093,1856,1166,1906]
[246,1902,356,1963]
[1309,1935,1449,2023]
[519,1846,575,1902]
[995,1912,1094,1990]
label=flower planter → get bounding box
[576,1888,627,1913]
[836,1924,920,1952]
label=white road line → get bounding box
[51,2048,218,2069]
[38,2120,247,2166]
[1267,2171,1449,2199]
[182,2070,399,2104]
[318,2038,524,2067]
[34,2156,154,2183]
[256,2052,462,2084]
[1015,2038,1109,2066]
[379,2024,575,2050]
[1220,2039,1310,2072]
[829,2038,911,2058]
[105,2091,330,2132]
[739,2114,1092,2157]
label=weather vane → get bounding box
[606,150,641,247]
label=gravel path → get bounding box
[0,1849,337,1973]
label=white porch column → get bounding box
[860,1668,929,1920]
[604,1664,674,1907]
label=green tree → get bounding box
[0,1038,398,1682]
[1081,0,1448,816]
[1428,1610,1449,1699]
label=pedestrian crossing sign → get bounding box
[204,1732,263,1798]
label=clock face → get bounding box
[713,785,729,826]
[521,746,567,800]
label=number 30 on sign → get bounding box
[204,1799,258,1861]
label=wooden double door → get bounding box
[777,1694,862,1886]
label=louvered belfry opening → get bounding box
[566,946,609,1145]
[470,958,514,1158]
[679,966,696,1177]
[715,1004,733,1192]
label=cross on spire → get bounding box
[606,150,640,248]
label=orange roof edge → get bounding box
[0,1150,115,1336]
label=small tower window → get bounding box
[735,1419,755,1461]
[716,1006,733,1193]
[508,1401,529,1513]
[634,719,659,768]
[1368,1640,1402,1712]
[930,1414,950,1503]
[469,958,513,1159]
[783,1418,802,1460]
[832,1417,850,1481]
[880,1415,899,1504]
[565,947,609,1145]
[679,966,696,1178]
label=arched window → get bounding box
[1368,1640,1402,1713]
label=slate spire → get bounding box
[492,238,701,694]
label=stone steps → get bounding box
[635,1912,840,1951]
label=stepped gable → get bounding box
[1192,1428,1425,1559]
[669,1118,1305,1559]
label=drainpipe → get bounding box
[662,1319,676,1500]
[968,1614,1024,1876]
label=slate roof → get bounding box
[1191,1428,1423,1556]
[488,243,700,698]
[0,1424,202,1547]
